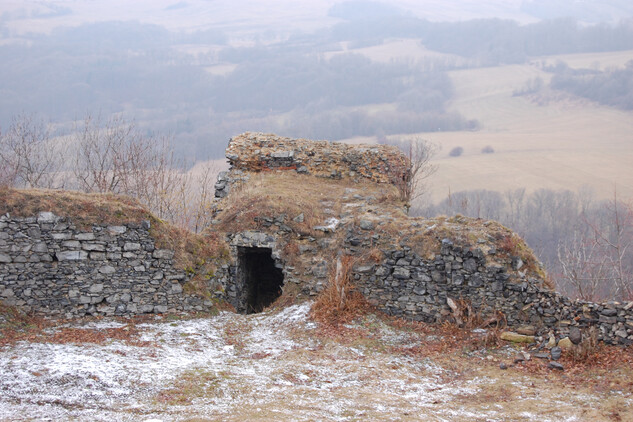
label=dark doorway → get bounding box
[237,247,284,314]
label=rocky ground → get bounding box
[1,302,632,421]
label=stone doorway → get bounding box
[237,246,284,314]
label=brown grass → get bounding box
[310,255,370,327]
[0,187,151,228]
[213,172,401,236]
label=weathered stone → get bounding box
[89,284,104,293]
[124,242,142,251]
[550,346,562,360]
[569,326,582,345]
[108,226,127,234]
[82,243,105,252]
[558,337,573,349]
[153,249,175,260]
[359,220,374,230]
[99,266,116,275]
[37,212,57,223]
[500,331,535,344]
[393,267,410,280]
[56,250,88,261]
[75,233,95,241]
[0,253,11,263]
[548,362,564,371]
[516,325,536,336]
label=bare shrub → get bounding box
[481,145,494,154]
[557,191,633,301]
[0,114,65,189]
[311,255,368,325]
[380,136,437,212]
[71,114,218,232]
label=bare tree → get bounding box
[0,114,64,189]
[557,191,633,301]
[557,232,611,300]
[589,192,633,300]
[72,114,148,194]
[71,113,219,232]
[388,137,437,213]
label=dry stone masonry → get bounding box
[211,132,633,346]
[215,132,408,198]
[0,212,211,318]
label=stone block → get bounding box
[82,243,106,252]
[99,266,116,275]
[75,233,96,241]
[108,226,127,234]
[89,284,104,293]
[33,242,49,253]
[51,232,72,240]
[500,331,535,344]
[56,250,88,261]
[90,252,106,260]
[0,253,11,263]
[37,212,57,223]
[153,249,175,260]
[62,240,81,248]
[393,267,410,280]
[124,242,142,251]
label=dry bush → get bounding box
[446,297,507,347]
[382,137,437,212]
[310,255,369,326]
[0,113,65,189]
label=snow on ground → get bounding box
[0,303,621,421]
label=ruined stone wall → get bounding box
[211,133,633,347]
[0,212,212,317]
[350,238,633,346]
[215,132,408,198]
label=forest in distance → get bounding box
[1,8,633,159]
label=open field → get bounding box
[1,302,632,421]
[421,55,633,204]
[339,46,633,204]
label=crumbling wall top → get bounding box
[225,132,409,185]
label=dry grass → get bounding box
[213,171,401,235]
[311,255,371,327]
[0,187,151,229]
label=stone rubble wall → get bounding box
[351,238,633,346]
[215,132,409,198]
[0,212,212,318]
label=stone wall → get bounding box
[215,132,408,198]
[0,212,212,318]
[351,238,633,346]
[210,133,633,347]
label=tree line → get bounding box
[548,60,633,110]
[0,114,217,234]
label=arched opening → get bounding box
[237,246,284,314]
